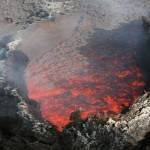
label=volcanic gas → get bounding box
[25,20,148,131]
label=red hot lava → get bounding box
[27,28,145,131]
[28,49,145,130]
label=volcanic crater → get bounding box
[0,1,150,150]
[23,19,150,131]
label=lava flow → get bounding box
[25,20,146,131]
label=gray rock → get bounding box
[35,10,49,18]
[59,93,150,150]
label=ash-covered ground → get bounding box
[0,0,150,150]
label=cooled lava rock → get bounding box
[59,93,150,150]
[0,42,59,149]
[0,87,21,130]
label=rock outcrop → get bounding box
[0,0,80,25]
[60,93,150,150]
[0,36,59,150]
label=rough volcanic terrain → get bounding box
[0,0,150,150]
[22,0,150,130]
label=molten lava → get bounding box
[27,45,145,131]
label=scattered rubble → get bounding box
[0,0,80,26]
[60,93,150,150]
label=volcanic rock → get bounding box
[0,38,59,150]
[60,93,150,150]
[0,0,79,26]
[0,87,21,130]
[35,9,49,18]
[0,72,59,150]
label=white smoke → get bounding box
[80,0,150,29]
[7,38,22,51]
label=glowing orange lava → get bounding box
[27,47,145,131]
